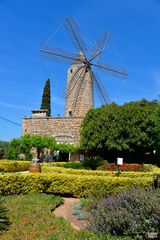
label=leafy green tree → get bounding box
[20,134,33,160]
[40,79,51,116]
[81,99,157,163]
[31,135,56,160]
[55,143,80,154]
[7,138,21,160]
[7,134,57,161]
[154,102,160,165]
[0,141,9,159]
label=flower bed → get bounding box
[101,162,148,172]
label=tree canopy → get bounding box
[7,134,79,161]
[40,79,51,116]
[80,99,157,163]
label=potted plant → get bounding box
[29,158,41,173]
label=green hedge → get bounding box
[0,173,154,197]
[0,160,30,172]
[41,165,160,178]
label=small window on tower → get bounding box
[69,111,72,117]
[70,69,73,73]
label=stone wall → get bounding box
[65,52,93,118]
[23,116,83,144]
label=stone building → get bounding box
[23,110,83,145]
[23,54,93,161]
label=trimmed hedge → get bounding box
[0,172,154,197]
[0,160,30,172]
[41,165,160,178]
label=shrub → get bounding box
[0,161,30,172]
[98,162,149,172]
[41,161,83,169]
[82,156,103,170]
[85,187,160,238]
[7,138,21,160]
[0,173,153,197]
[64,162,83,169]
[0,197,10,233]
[41,165,160,178]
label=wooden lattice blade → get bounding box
[92,61,128,80]
[89,69,110,105]
[40,45,83,64]
[63,17,89,61]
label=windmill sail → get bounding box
[41,16,128,117]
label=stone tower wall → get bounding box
[65,56,93,118]
[23,116,83,144]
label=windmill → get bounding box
[40,17,128,117]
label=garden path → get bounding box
[53,197,86,231]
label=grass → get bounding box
[0,193,132,240]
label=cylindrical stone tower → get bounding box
[65,52,94,117]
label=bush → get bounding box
[0,197,10,233]
[0,161,30,172]
[7,138,21,160]
[41,164,159,178]
[82,156,103,170]
[98,162,146,172]
[64,162,83,169]
[0,172,153,197]
[85,187,160,238]
[41,162,83,169]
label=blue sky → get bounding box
[0,0,160,141]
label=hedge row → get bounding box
[0,172,154,197]
[41,165,160,178]
[0,160,30,172]
[1,161,159,174]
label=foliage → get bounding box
[85,187,160,239]
[98,162,145,172]
[7,136,32,160]
[41,164,160,181]
[0,172,153,197]
[7,134,79,162]
[7,134,57,161]
[55,143,80,154]
[30,134,56,160]
[41,78,51,116]
[154,102,160,166]
[81,99,157,163]
[7,138,21,160]
[41,161,83,168]
[0,141,9,159]
[0,197,10,234]
[20,134,33,160]
[0,160,30,172]
[82,156,103,170]
[64,162,83,169]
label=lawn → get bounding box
[1,193,132,240]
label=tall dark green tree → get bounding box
[41,79,51,116]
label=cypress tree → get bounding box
[40,79,51,116]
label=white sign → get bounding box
[117,157,123,165]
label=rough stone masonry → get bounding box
[23,111,83,144]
